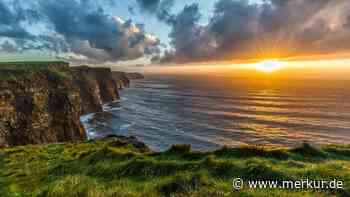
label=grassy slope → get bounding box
[0,139,349,197]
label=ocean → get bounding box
[81,74,350,151]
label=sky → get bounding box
[1,0,350,76]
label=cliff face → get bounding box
[72,66,120,114]
[72,67,103,114]
[0,63,134,147]
[0,67,86,147]
[111,71,130,89]
[92,68,120,103]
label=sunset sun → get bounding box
[254,60,285,73]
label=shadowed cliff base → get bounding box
[0,138,349,196]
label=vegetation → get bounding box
[0,139,349,197]
[0,61,71,81]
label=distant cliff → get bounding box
[0,62,130,147]
[112,71,130,89]
[72,66,120,114]
[125,72,144,80]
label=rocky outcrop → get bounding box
[72,66,120,114]
[102,134,151,153]
[0,65,86,147]
[111,71,130,89]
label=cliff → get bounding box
[111,71,130,89]
[0,63,86,147]
[72,66,121,114]
[72,66,119,104]
[0,63,125,147]
[125,72,144,80]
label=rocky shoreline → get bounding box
[0,62,143,147]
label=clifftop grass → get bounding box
[0,139,349,197]
[0,61,70,81]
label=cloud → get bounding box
[164,4,219,62]
[136,0,161,12]
[0,1,38,40]
[37,0,160,63]
[0,0,161,63]
[0,40,18,53]
[135,0,174,23]
[2,0,350,64]
[155,0,350,63]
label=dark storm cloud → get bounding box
[136,0,175,23]
[136,0,161,12]
[157,0,350,63]
[164,4,219,62]
[37,0,160,62]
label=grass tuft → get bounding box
[158,172,209,196]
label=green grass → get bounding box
[0,140,349,197]
[0,61,68,67]
[0,61,71,81]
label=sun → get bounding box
[254,60,285,73]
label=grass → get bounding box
[0,139,349,197]
[0,61,71,81]
[0,61,68,66]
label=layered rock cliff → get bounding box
[72,66,121,114]
[0,63,129,147]
[0,64,86,147]
[111,71,130,89]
